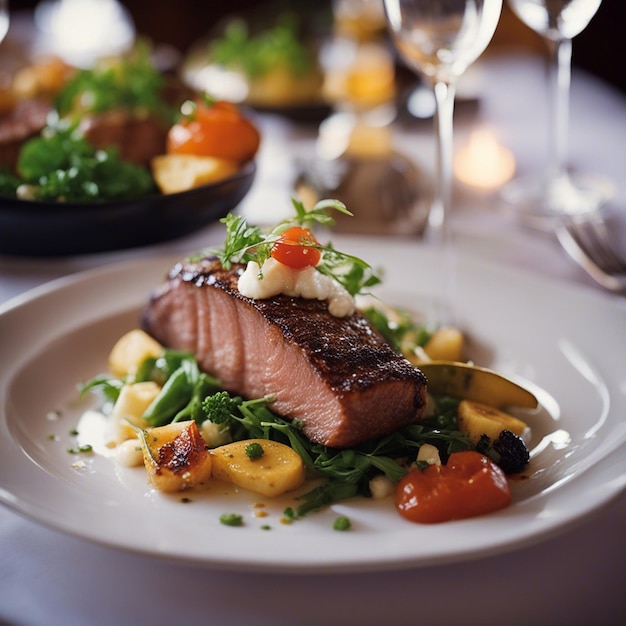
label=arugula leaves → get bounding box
[201,387,471,518]
[202,198,382,297]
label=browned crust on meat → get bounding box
[142,257,427,448]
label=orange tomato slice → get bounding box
[270,226,321,269]
[167,99,260,163]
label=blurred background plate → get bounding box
[0,160,255,257]
[179,3,331,122]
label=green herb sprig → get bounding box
[201,198,382,297]
[81,350,221,427]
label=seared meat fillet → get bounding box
[142,258,427,448]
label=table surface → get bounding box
[1,51,625,626]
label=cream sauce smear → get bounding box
[238,257,355,317]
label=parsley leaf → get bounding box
[214,213,265,269]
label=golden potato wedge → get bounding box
[111,381,161,442]
[139,421,212,492]
[108,329,163,379]
[458,400,530,445]
[210,439,305,498]
[151,154,239,194]
[423,327,464,362]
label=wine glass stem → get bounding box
[430,79,457,323]
[430,80,456,242]
[548,37,572,181]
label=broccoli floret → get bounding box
[493,430,530,474]
[202,391,241,424]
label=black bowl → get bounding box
[0,161,256,257]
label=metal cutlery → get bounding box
[555,213,626,294]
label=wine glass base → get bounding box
[500,172,615,231]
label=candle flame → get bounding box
[455,128,516,189]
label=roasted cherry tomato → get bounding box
[270,226,321,269]
[395,451,511,524]
[167,99,260,163]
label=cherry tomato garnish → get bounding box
[167,99,260,163]
[270,226,321,269]
[395,451,511,524]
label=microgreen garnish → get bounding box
[201,198,382,297]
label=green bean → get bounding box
[142,366,192,426]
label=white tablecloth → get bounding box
[1,52,625,626]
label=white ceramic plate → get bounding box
[1,240,625,573]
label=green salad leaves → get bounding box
[22,121,156,202]
[54,44,175,123]
[210,16,316,79]
[11,121,156,202]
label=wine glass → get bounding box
[0,1,9,45]
[383,0,502,319]
[501,0,611,229]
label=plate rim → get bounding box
[1,244,625,573]
[0,160,257,215]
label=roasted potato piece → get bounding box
[458,400,530,445]
[139,421,212,492]
[151,154,238,194]
[423,327,464,362]
[111,381,161,443]
[108,329,163,379]
[210,439,305,498]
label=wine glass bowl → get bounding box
[385,1,501,85]
[383,0,502,320]
[0,0,9,45]
[508,0,601,40]
[501,0,612,229]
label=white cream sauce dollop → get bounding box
[237,257,355,318]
